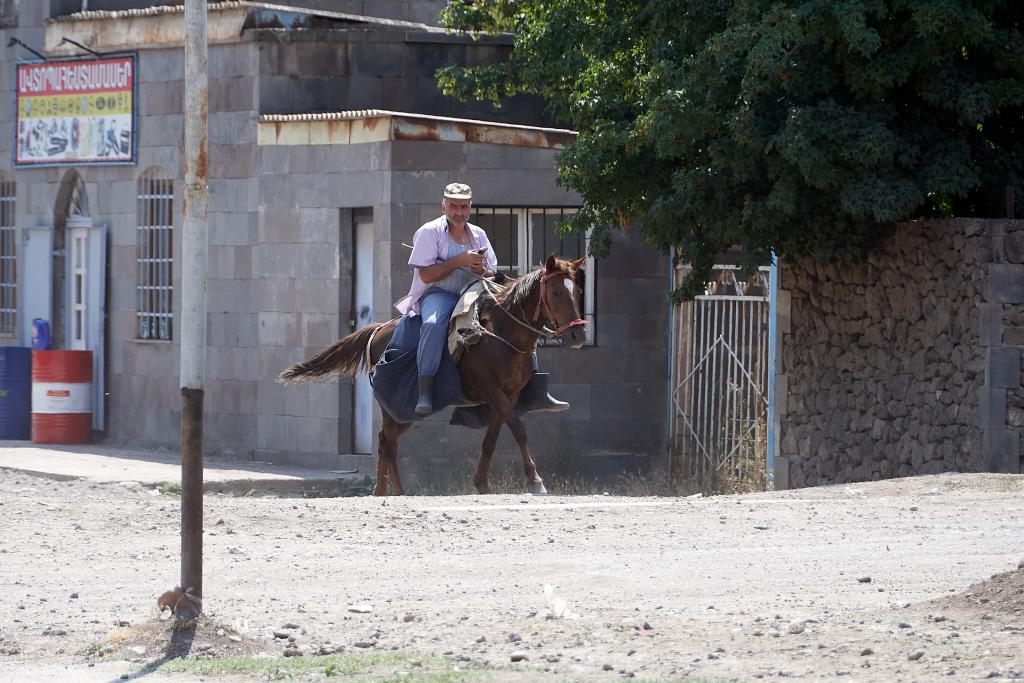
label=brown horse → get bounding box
[280,254,588,496]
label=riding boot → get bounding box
[515,372,569,414]
[415,375,434,416]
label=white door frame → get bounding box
[64,215,106,431]
[353,209,374,454]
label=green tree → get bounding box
[439,1,1024,297]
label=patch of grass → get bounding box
[153,651,485,681]
[354,671,484,683]
[157,482,182,497]
[632,679,739,683]
[79,642,103,656]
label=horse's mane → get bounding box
[494,267,543,312]
[488,257,577,317]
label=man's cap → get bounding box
[443,182,472,200]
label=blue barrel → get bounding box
[0,347,32,439]
[32,319,51,351]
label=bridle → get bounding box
[475,270,587,351]
[531,270,587,337]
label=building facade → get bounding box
[1,1,671,488]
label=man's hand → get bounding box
[457,250,486,273]
[419,248,488,283]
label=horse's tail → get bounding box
[279,322,383,383]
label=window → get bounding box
[69,229,87,349]
[137,168,173,340]
[471,207,595,345]
[0,178,14,336]
[0,0,17,25]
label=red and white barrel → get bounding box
[31,350,93,444]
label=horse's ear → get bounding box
[571,256,586,271]
[544,253,557,272]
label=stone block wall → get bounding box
[983,221,1024,472]
[103,43,261,453]
[256,30,552,126]
[250,142,390,467]
[776,218,1023,488]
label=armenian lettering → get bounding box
[15,55,136,166]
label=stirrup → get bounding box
[449,404,491,430]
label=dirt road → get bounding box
[1,470,1023,682]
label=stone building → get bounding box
[774,218,1024,487]
[0,1,670,488]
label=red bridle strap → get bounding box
[531,271,587,337]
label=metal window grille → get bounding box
[0,179,15,336]
[471,207,595,346]
[137,170,173,340]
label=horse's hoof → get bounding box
[529,482,548,496]
[474,481,490,495]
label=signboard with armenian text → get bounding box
[15,55,137,167]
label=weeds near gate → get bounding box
[399,427,769,497]
[672,373,769,496]
[718,411,767,495]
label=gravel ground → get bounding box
[1,470,1023,682]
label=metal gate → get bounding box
[671,266,770,493]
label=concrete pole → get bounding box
[180,0,209,601]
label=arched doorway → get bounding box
[49,170,107,430]
[51,171,92,349]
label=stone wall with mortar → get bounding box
[776,219,1024,488]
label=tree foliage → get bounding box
[438,1,1024,297]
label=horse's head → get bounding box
[536,254,588,349]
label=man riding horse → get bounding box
[280,184,587,494]
[395,182,569,420]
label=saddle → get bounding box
[447,280,491,362]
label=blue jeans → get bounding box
[417,288,460,377]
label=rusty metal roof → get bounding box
[49,0,450,32]
[260,109,572,133]
[258,110,576,149]
[49,1,245,22]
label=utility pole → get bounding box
[180,0,209,605]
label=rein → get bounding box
[477,325,532,355]
[478,270,586,343]
[478,277,551,340]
